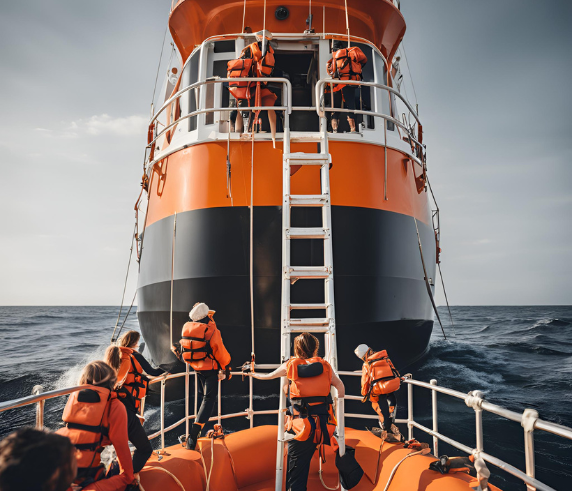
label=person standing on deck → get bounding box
[326,40,368,133]
[171,303,232,450]
[355,344,404,441]
[251,333,345,491]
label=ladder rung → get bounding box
[288,318,331,327]
[289,194,329,207]
[285,266,331,279]
[284,153,330,166]
[285,323,332,334]
[286,228,329,239]
[290,303,328,310]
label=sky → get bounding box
[0,0,570,306]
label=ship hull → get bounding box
[137,204,435,373]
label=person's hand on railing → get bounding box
[401,373,412,381]
[170,343,181,359]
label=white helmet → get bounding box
[189,302,209,321]
[255,29,273,41]
[354,344,370,360]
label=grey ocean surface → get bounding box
[0,305,571,490]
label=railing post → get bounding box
[218,378,222,426]
[522,409,539,491]
[160,378,166,451]
[430,379,438,457]
[465,390,485,455]
[249,372,254,428]
[32,386,44,430]
[407,382,413,440]
[194,372,198,418]
[185,364,190,437]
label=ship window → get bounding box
[186,50,200,132]
[214,40,235,53]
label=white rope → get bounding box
[170,212,177,348]
[140,466,186,491]
[318,456,339,490]
[241,0,247,33]
[383,448,430,491]
[249,133,255,361]
[344,0,350,46]
[199,438,216,491]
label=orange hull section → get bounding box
[147,141,430,228]
[139,426,501,491]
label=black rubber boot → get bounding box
[186,423,202,451]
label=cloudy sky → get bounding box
[0,0,570,306]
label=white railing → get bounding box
[2,369,569,491]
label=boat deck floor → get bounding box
[139,425,497,491]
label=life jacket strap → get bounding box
[66,422,109,437]
[74,442,105,452]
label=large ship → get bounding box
[136,0,438,374]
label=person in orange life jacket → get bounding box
[228,30,278,146]
[103,345,157,479]
[170,302,232,451]
[0,428,76,491]
[252,333,345,491]
[56,361,136,491]
[325,40,368,133]
[116,330,165,412]
[355,344,403,439]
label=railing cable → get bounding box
[151,24,170,117]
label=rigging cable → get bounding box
[241,0,247,34]
[399,40,418,107]
[170,212,178,349]
[426,175,456,336]
[111,222,137,343]
[413,217,447,340]
[151,24,170,116]
[344,0,350,46]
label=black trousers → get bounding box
[328,85,357,121]
[126,407,153,473]
[286,437,318,491]
[196,370,219,425]
[373,391,398,430]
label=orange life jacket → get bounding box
[227,42,275,100]
[180,318,229,371]
[286,357,337,446]
[117,347,148,409]
[327,46,368,92]
[361,350,401,400]
[60,386,115,482]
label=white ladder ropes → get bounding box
[275,117,342,489]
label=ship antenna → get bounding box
[344,0,350,47]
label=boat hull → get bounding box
[137,204,436,373]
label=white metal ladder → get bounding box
[275,118,342,490]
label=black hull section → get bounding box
[138,205,436,376]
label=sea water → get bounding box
[0,305,570,490]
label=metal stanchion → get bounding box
[32,386,44,429]
[430,379,438,456]
[407,382,414,440]
[160,379,166,451]
[185,364,190,436]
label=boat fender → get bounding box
[335,446,364,489]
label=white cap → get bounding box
[190,303,209,321]
[354,344,370,360]
[255,29,273,41]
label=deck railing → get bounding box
[2,368,570,491]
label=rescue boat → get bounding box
[135,0,439,379]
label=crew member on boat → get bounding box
[57,361,137,491]
[326,40,368,133]
[104,344,161,480]
[252,333,345,491]
[355,344,403,440]
[228,29,278,145]
[171,302,232,450]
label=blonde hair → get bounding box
[104,345,122,373]
[118,330,140,349]
[294,333,319,359]
[78,361,116,390]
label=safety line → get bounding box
[400,40,418,106]
[111,222,137,342]
[151,24,170,114]
[170,212,178,348]
[241,0,247,33]
[438,263,456,337]
[249,133,255,362]
[413,218,447,340]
